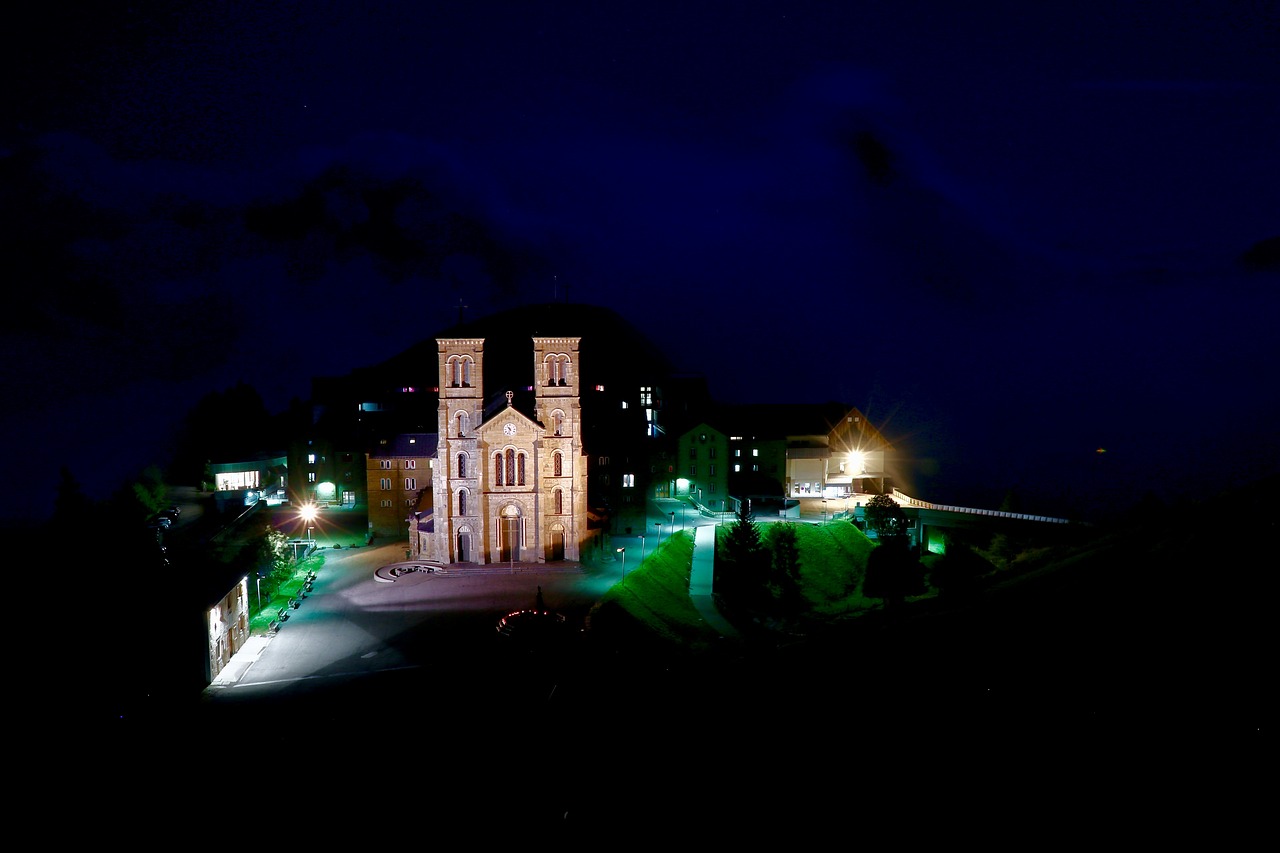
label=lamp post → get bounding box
[299,502,318,551]
[616,546,626,579]
[639,535,646,563]
[655,520,663,545]
[508,517,516,575]
[681,503,687,531]
[255,572,262,614]
[822,498,828,525]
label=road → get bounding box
[197,541,627,720]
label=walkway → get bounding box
[689,523,740,639]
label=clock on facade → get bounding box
[503,423,516,435]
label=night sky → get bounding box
[5,2,1278,524]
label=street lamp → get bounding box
[639,534,646,563]
[655,520,663,545]
[255,572,263,613]
[508,516,516,574]
[616,546,626,578]
[299,502,318,548]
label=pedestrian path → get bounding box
[689,524,741,639]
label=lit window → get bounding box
[734,464,741,473]
[307,454,316,465]
[752,449,759,457]
[623,473,634,488]
[308,472,316,483]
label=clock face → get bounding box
[503,423,516,436]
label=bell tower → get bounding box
[435,338,485,563]
[533,336,585,561]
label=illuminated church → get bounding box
[424,336,588,565]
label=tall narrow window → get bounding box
[553,451,563,477]
[506,448,516,484]
[552,411,564,436]
[458,453,467,478]
[518,452,526,485]
[380,478,391,491]
[458,490,467,516]
[555,488,563,514]
[404,477,416,490]
[494,453,504,486]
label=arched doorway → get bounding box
[547,523,565,561]
[499,505,521,563]
[457,528,472,563]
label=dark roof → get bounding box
[369,433,438,458]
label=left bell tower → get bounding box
[435,338,485,563]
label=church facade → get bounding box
[427,336,589,565]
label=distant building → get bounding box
[366,433,436,541]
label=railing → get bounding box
[891,489,1073,524]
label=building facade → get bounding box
[366,433,436,541]
[428,337,589,565]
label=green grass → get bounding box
[248,552,326,635]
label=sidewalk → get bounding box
[689,524,740,638]
[209,635,271,687]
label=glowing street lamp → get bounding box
[299,503,318,546]
[639,534,646,563]
[616,546,626,578]
[655,520,663,545]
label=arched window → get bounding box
[456,411,468,437]
[555,488,563,514]
[518,452,526,485]
[458,452,467,478]
[543,354,557,386]
[494,453,504,486]
[461,357,471,387]
[505,448,516,484]
[552,410,564,436]
[557,355,571,386]
[553,451,562,477]
[458,489,467,516]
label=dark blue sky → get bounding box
[4,1,1278,523]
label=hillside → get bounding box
[584,479,1273,749]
